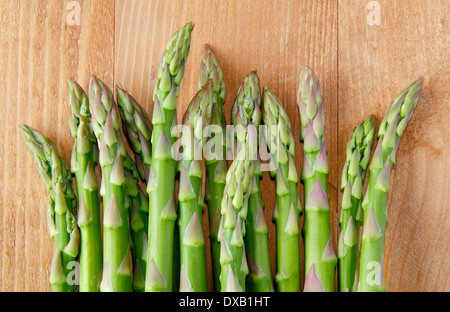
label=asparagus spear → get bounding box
[89,76,132,292]
[116,88,152,182]
[232,72,272,292]
[19,125,79,292]
[263,86,300,292]
[146,22,194,292]
[198,45,227,292]
[67,80,102,292]
[297,66,336,292]
[231,71,262,152]
[178,81,214,291]
[122,151,149,292]
[338,115,375,292]
[219,142,255,292]
[359,77,423,292]
[116,87,151,292]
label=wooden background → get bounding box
[0,0,448,292]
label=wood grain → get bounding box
[0,0,448,292]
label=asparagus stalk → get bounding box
[297,66,336,292]
[263,86,300,292]
[127,178,149,292]
[232,72,272,292]
[146,22,194,292]
[116,88,152,182]
[67,80,102,292]
[338,115,375,292]
[89,77,132,292]
[219,142,255,292]
[116,87,151,292]
[19,125,79,292]
[122,153,149,292]
[359,77,423,292]
[198,45,227,292]
[178,81,214,291]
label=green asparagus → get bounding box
[89,76,131,292]
[297,66,336,292]
[19,124,79,292]
[231,71,262,153]
[116,87,151,292]
[67,80,102,292]
[359,77,423,292]
[122,152,149,292]
[178,81,214,291]
[338,115,375,292]
[198,45,227,292]
[127,179,149,292]
[116,88,152,182]
[146,22,194,292]
[219,143,255,292]
[232,72,272,292]
[263,86,300,292]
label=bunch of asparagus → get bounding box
[19,21,423,292]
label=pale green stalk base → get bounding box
[246,179,272,292]
[274,164,300,292]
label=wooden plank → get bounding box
[338,0,450,291]
[0,0,115,291]
[114,0,338,291]
[0,0,447,292]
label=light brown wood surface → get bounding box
[0,0,448,292]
